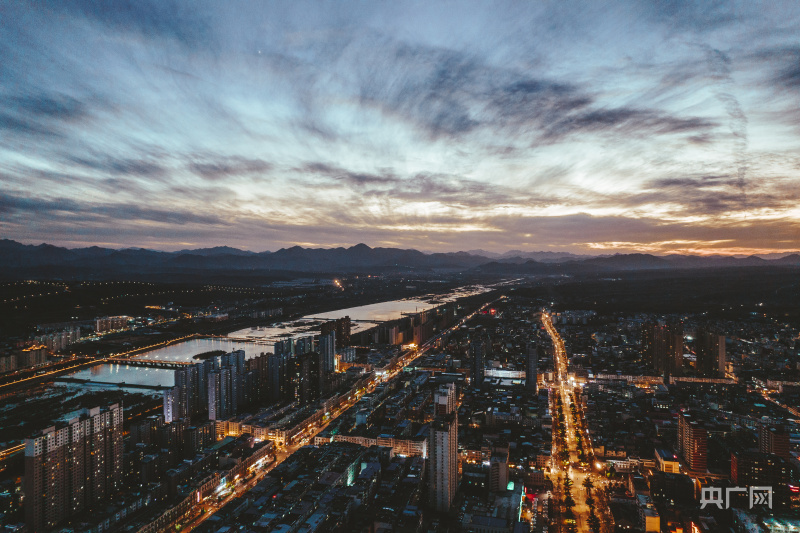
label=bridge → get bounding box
[304,317,378,323]
[106,358,193,369]
[226,337,275,344]
[54,377,172,390]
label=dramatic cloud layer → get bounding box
[1,1,799,254]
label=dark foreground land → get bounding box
[515,266,800,324]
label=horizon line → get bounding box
[3,238,799,260]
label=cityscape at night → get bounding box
[1,2,800,533]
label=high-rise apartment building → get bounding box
[526,341,538,393]
[678,413,707,473]
[430,411,457,512]
[25,404,123,532]
[731,451,792,509]
[270,333,348,405]
[208,367,233,421]
[34,327,81,353]
[434,383,457,416]
[206,350,247,420]
[319,331,336,379]
[321,316,351,349]
[295,336,316,356]
[642,321,683,376]
[129,415,164,446]
[285,353,302,403]
[266,352,287,403]
[489,450,509,493]
[0,353,17,373]
[759,424,791,460]
[177,364,199,413]
[339,346,357,363]
[18,345,49,368]
[199,359,213,405]
[185,422,215,457]
[430,382,458,512]
[94,316,129,334]
[297,351,324,404]
[164,363,205,422]
[469,340,484,389]
[695,328,726,378]
[163,385,182,423]
[245,352,270,404]
[221,350,246,377]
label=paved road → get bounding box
[544,312,611,533]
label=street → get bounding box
[543,312,610,533]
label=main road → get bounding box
[543,312,610,533]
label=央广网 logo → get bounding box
[700,486,772,509]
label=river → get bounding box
[65,285,489,387]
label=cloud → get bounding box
[542,107,716,141]
[488,79,593,132]
[766,47,800,90]
[645,175,741,189]
[619,173,800,217]
[778,63,800,89]
[0,191,224,226]
[0,113,59,137]
[349,38,717,147]
[298,163,551,208]
[776,63,800,91]
[354,42,482,139]
[638,0,739,33]
[749,46,800,94]
[69,156,166,178]
[188,157,273,181]
[10,94,88,120]
[360,172,526,208]
[43,0,213,49]
[298,162,396,186]
[0,93,90,138]
[491,212,800,252]
[0,192,81,216]
[705,47,748,204]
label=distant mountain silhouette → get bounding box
[0,239,797,280]
[466,249,596,262]
[176,246,257,256]
[771,253,800,266]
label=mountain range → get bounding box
[1,239,798,279]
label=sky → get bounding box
[1,1,799,255]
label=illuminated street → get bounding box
[544,312,610,533]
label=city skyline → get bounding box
[1,252,799,529]
[2,2,800,254]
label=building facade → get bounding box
[678,413,707,473]
[470,340,485,389]
[759,424,791,460]
[434,383,457,416]
[642,321,683,376]
[525,341,538,393]
[430,412,458,513]
[24,404,123,531]
[695,328,726,378]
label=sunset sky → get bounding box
[1,1,799,255]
